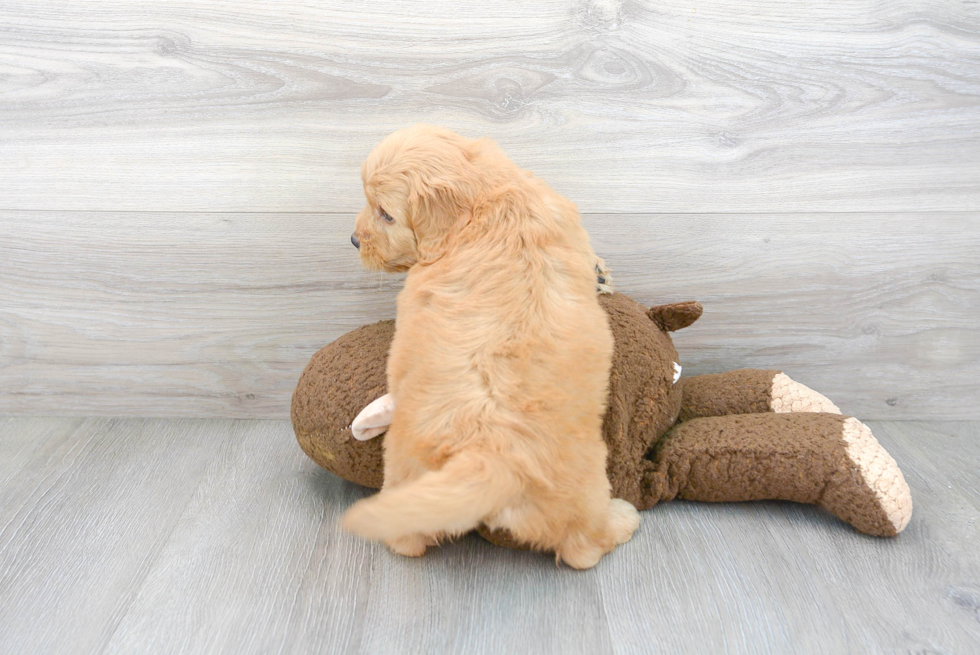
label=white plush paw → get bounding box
[841,417,913,534]
[351,393,395,441]
[770,373,841,414]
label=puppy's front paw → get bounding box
[557,538,604,570]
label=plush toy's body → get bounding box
[292,293,912,548]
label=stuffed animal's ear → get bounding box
[647,301,703,332]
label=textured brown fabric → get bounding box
[678,370,781,422]
[649,413,847,505]
[476,525,536,550]
[291,291,909,540]
[291,320,394,489]
[599,293,684,508]
[647,301,703,332]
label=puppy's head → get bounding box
[352,125,491,271]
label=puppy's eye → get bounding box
[379,207,395,223]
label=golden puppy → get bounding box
[343,125,638,569]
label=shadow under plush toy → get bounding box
[292,293,912,549]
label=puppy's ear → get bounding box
[410,188,460,264]
[407,139,479,264]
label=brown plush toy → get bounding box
[292,293,912,549]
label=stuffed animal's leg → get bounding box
[641,413,911,537]
[679,370,840,421]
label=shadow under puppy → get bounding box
[344,125,638,568]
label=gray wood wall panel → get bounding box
[1,0,977,419]
[1,0,978,213]
[1,211,976,419]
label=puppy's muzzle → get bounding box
[351,233,360,249]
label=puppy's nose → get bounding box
[351,233,360,249]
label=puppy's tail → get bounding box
[342,452,520,540]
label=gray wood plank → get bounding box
[0,416,81,491]
[1,211,976,419]
[610,214,980,421]
[101,420,373,655]
[0,211,389,419]
[1,1,977,213]
[356,537,614,655]
[0,418,978,654]
[0,418,226,655]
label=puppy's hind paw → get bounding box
[558,541,604,570]
[608,498,640,545]
[387,534,430,558]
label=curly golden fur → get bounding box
[342,125,638,569]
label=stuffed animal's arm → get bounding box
[352,393,395,441]
[679,370,840,422]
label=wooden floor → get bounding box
[0,418,977,654]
